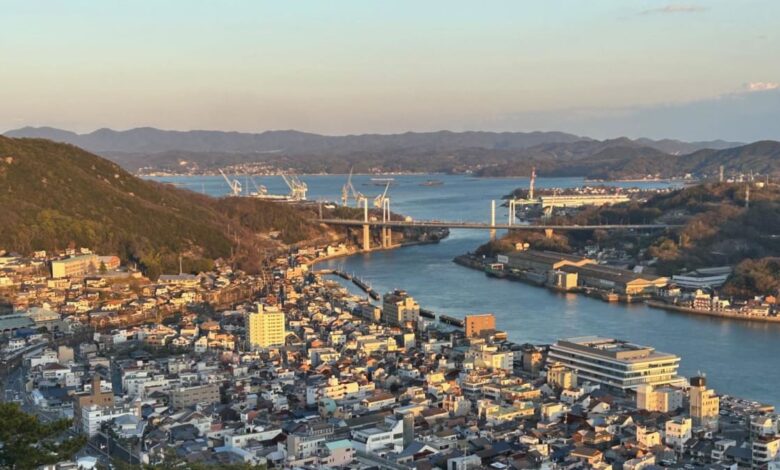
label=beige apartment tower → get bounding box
[381,290,420,327]
[690,375,719,429]
[247,304,286,349]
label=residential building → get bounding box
[547,362,577,390]
[636,384,683,412]
[665,417,692,448]
[247,303,286,349]
[690,375,720,429]
[382,290,419,327]
[464,313,496,338]
[351,416,405,454]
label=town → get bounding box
[2,246,779,470]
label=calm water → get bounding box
[151,174,780,406]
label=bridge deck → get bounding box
[317,219,680,231]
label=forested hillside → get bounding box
[0,137,327,277]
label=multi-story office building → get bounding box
[381,290,419,327]
[169,383,220,410]
[247,304,286,349]
[547,336,684,390]
[690,375,720,429]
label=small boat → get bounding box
[420,179,444,186]
[365,177,396,187]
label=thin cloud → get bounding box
[744,82,779,92]
[640,4,708,15]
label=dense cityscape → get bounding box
[4,1,780,469]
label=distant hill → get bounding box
[3,126,746,176]
[4,126,587,154]
[3,127,761,178]
[0,137,326,277]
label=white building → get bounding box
[665,417,692,448]
[547,337,684,390]
[351,417,404,454]
[81,403,139,436]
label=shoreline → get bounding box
[310,237,446,268]
[454,254,780,324]
[646,300,780,324]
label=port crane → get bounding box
[281,173,308,201]
[248,176,269,197]
[219,169,243,196]
[341,168,366,207]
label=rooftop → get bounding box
[555,336,679,363]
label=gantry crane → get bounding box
[219,169,242,196]
[281,173,308,201]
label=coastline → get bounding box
[454,254,780,324]
[646,300,780,324]
[310,237,446,268]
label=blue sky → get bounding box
[1,0,779,140]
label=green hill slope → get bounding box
[0,137,324,276]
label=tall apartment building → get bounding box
[464,313,496,338]
[381,290,419,327]
[547,336,684,390]
[247,303,286,349]
[690,375,720,429]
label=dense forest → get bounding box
[0,137,331,277]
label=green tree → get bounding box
[0,403,87,469]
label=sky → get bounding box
[1,0,779,141]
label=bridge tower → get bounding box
[362,198,371,251]
[380,198,392,248]
[490,200,496,241]
[508,199,516,226]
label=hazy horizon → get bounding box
[2,0,779,141]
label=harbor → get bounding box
[149,173,780,406]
